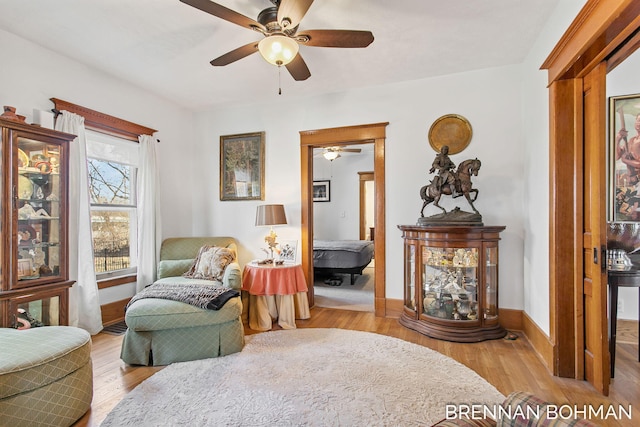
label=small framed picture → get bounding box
[278,240,298,264]
[313,180,330,202]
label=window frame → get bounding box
[51,98,156,286]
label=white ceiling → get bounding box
[0,0,561,111]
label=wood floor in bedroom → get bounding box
[74,308,639,427]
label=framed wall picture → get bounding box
[610,93,640,221]
[220,132,265,201]
[313,180,330,202]
[278,240,298,264]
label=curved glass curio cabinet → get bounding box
[0,117,75,328]
[398,225,506,342]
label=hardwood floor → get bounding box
[74,308,639,427]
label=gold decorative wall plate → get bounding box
[428,114,473,154]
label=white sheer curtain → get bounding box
[55,111,103,334]
[136,135,162,292]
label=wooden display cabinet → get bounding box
[398,225,506,342]
[0,117,75,328]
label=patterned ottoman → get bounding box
[0,326,93,427]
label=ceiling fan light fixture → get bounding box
[258,35,299,66]
[323,150,340,161]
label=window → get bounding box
[86,130,138,278]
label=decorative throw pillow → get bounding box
[158,259,196,279]
[183,245,235,282]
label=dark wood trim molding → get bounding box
[358,171,374,241]
[97,275,136,290]
[499,308,524,332]
[385,298,403,318]
[101,298,131,326]
[523,310,555,374]
[547,78,582,377]
[50,98,156,141]
[541,0,640,83]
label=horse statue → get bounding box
[420,158,481,217]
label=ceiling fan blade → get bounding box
[277,0,314,30]
[210,41,259,66]
[180,0,265,32]
[298,30,374,48]
[285,53,311,81]
[342,148,362,153]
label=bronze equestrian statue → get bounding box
[420,154,481,217]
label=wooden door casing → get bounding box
[541,0,640,393]
[359,171,374,241]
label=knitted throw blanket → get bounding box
[126,282,240,311]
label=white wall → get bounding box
[607,49,640,321]
[313,147,374,240]
[520,0,588,334]
[195,65,526,304]
[0,29,196,304]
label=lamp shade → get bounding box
[256,204,287,226]
[258,35,299,66]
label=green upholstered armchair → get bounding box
[120,237,245,366]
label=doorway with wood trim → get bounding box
[541,0,640,395]
[299,123,388,316]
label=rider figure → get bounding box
[429,145,457,196]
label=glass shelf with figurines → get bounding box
[12,134,66,288]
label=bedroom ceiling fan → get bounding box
[318,146,362,161]
[179,0,374,81]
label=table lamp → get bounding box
[255,204,287,261]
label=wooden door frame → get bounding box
[541,0,640,382]
[359,171,375,241]
[300,123,388,316]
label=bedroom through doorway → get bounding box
[312,145,375,312]
[300,122,388,317]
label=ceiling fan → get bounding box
[179,0,374,81]
[317,146,362,161]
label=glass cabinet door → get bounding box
[9,291,64,328]
[14,136,66,288]
[421,246,479,321]
[405,244,416,311]
[484,246,499,320]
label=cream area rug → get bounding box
[102,328,504,426]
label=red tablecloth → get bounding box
[241,263,310,331]
[241,264,308,296]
